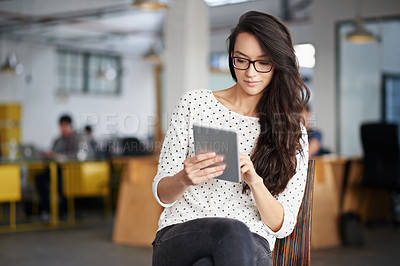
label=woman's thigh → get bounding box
[153,218,244,266]
[152,218,271,266]
[152,219,216,266]
[252,233,272,266]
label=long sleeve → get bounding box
[263,124,309,238]
[152,92,192,208]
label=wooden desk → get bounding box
[339,158,391,223]
[311,157,341,249]
[111,156,163,247]
[318,155,391,222]
[310,155,391,249]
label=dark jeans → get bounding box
[35,168,67,215]
[152,218,272,266]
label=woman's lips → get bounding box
[245,80,260,86]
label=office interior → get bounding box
[0,0,400,265]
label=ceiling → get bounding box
[0,0,311,57]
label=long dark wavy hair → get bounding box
[227,11,310,195]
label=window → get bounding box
[57,49,121,95]
[294,43,315,69]
[209,53,235,92]
[209,53,230,73]
[57,50,84,94]
[382,73,400,125]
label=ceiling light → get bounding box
[346,18,375,44]
[203,0,255,7]
[1,53,24,76]
[132,0,168,10]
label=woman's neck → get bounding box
[217,85,262,117]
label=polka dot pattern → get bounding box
[152,89,309,251]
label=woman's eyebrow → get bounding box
[234,51,249,57]
[234,51,269,59]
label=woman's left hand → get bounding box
[239,153,263,186]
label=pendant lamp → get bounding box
[132,0,168,10]
[346,0,375,44]
[1,53,24,75]
[346,18,375,44]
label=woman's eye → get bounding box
[259,61,270,66]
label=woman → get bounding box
[152,11,310,266]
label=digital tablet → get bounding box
[193,124,241,183]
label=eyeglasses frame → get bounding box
[231,57,273,73]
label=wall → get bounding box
[163,0,209,123]
[311,0,400,154]
[0,39,156,151]
[339,19,400,156]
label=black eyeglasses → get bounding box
[231,57,273,73]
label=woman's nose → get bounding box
[245,63,257,77]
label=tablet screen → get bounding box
[193,124,241,183]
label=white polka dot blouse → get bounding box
[152,89,309,251]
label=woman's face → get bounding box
[232,32,274,96]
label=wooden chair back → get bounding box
[272,160,315,266]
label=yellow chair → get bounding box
[0,164,21,229]
[61,161,111,223]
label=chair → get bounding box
[272,160,315,266]
[61,161,111,223]
[0,164,21,230]
[361,123,400,189]
[360,122,400,224]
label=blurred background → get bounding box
[0,0,399,265]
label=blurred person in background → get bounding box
[84,125,97,156]
[46,115,81,161]
[302,105,327,157]
[35,114,81,220]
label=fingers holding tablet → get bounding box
[182,152,226,185]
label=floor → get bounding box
[0,219,399,266]
[311,223,400,266]
[0,220,152,266]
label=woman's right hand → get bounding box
[180,152,225,186]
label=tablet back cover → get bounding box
[193,125,241,183]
